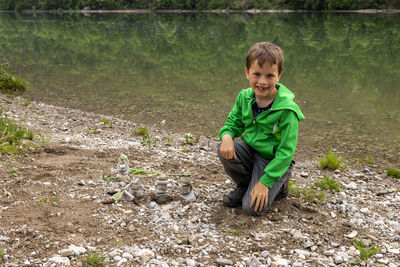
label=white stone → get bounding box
[215,258,233,266]
[134,248,154,262]
[185,258,196,266]
[347,182,357,190]
[323,249,335,256]
[300,172,309,177]
[360,208,369,214]
[58,248,74,257]
[122,252,133,260]
[49,255,70,265]
[294,249,311,257]
[388,248,400,254]
[334,255,343,264]
[66,245,87,256]
[345,231,358,239]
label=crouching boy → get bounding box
[218,42,305,216]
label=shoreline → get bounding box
[1,8,399,14]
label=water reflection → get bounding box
[0,12,399,167]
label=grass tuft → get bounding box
[0,62,29,94]
[312,175,340,192]
[0,112,37,154]
[222,228,241,236]
[289,180,326,203]
[0,247,5,262]
[318,147,347,170]
[387,168,400,179]
[82,251,106,267]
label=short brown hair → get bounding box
[246,42,284,74]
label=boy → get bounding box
[218,42,305,216]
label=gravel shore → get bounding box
[0,94,399,267]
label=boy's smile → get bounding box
[245,60,282,107]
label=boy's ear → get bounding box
[278,71,283,81]
[245,67,250,79]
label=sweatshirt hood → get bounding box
[244,83,305,121]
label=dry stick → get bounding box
[0,126,8,140]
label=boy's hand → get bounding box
[220,134,237,160]
[250,181,269,212]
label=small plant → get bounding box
[21,98,31,106]
[86,127,99,135]
[130,168,160,175]
[101,174,119,183]
[0,115,36,154]
[318,147,347,170]
[9,167,23,176]
[0,62,29,94]
[222,228,241,236]
[387,168,400,179]
[314,141,320,148]
[183,133,199,145]
[182,147,187,153]
[350,238,382,264]
[38,196,59,203]
[211,133,218,138]
[163,136,173,146]
[312,175,340,192]
[0,247,5,262]
[289,180,325,203]
[133,126,148,136]
[99,118,113,127]
[82,251,106,267]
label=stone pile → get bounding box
[153,176,172,204]
[116,154,130,182]
[180,175,196,201]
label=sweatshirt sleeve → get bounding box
[219,91,245,140]
[259,110,299,188]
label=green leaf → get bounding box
[112,192,123,201]
[130,168,160,175]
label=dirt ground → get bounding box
[0,94,399,266]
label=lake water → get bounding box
[1,12,399,167]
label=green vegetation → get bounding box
[222,228,241,236]
[86,126,99,135]
[182,146,187,153]
[9,167,23,176]
[0,62,29,94]
[350,238,382,264]
[312,175,340,192]
[0,247,5,262]
[81,251,106,267]
[133,126,148,136]
[163,136,173,146]
[99,118,113,127]
[359,156,373,164]
[387,168,400,179]
[38,196,60,203]
[1,0,399,11]
[183,133,199,145]
[0,109,36,155]
[101,174,119,183]
[21,98,31,106]
[289,180,326,203]
[318,147,347,170]
[130,168,160,175]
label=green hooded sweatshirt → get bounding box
[219,83,305,188]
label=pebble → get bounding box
[122,252,133,260]
[303,241,314,249]
[185,258,196,266]
[323,249,335,256]
[294,249,311,257]
[347,182,357,190]
[345,230,358,239]
[334,255,343,264]
[300,172,309,177]
[216,258,233,266]
[48,255,70,265]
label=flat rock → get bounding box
[216,258,233,266]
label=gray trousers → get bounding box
[217,141,293,215]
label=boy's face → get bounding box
[245,60,282,100]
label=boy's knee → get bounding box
[241,199,268,216]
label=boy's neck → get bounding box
[255,88,278,108]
